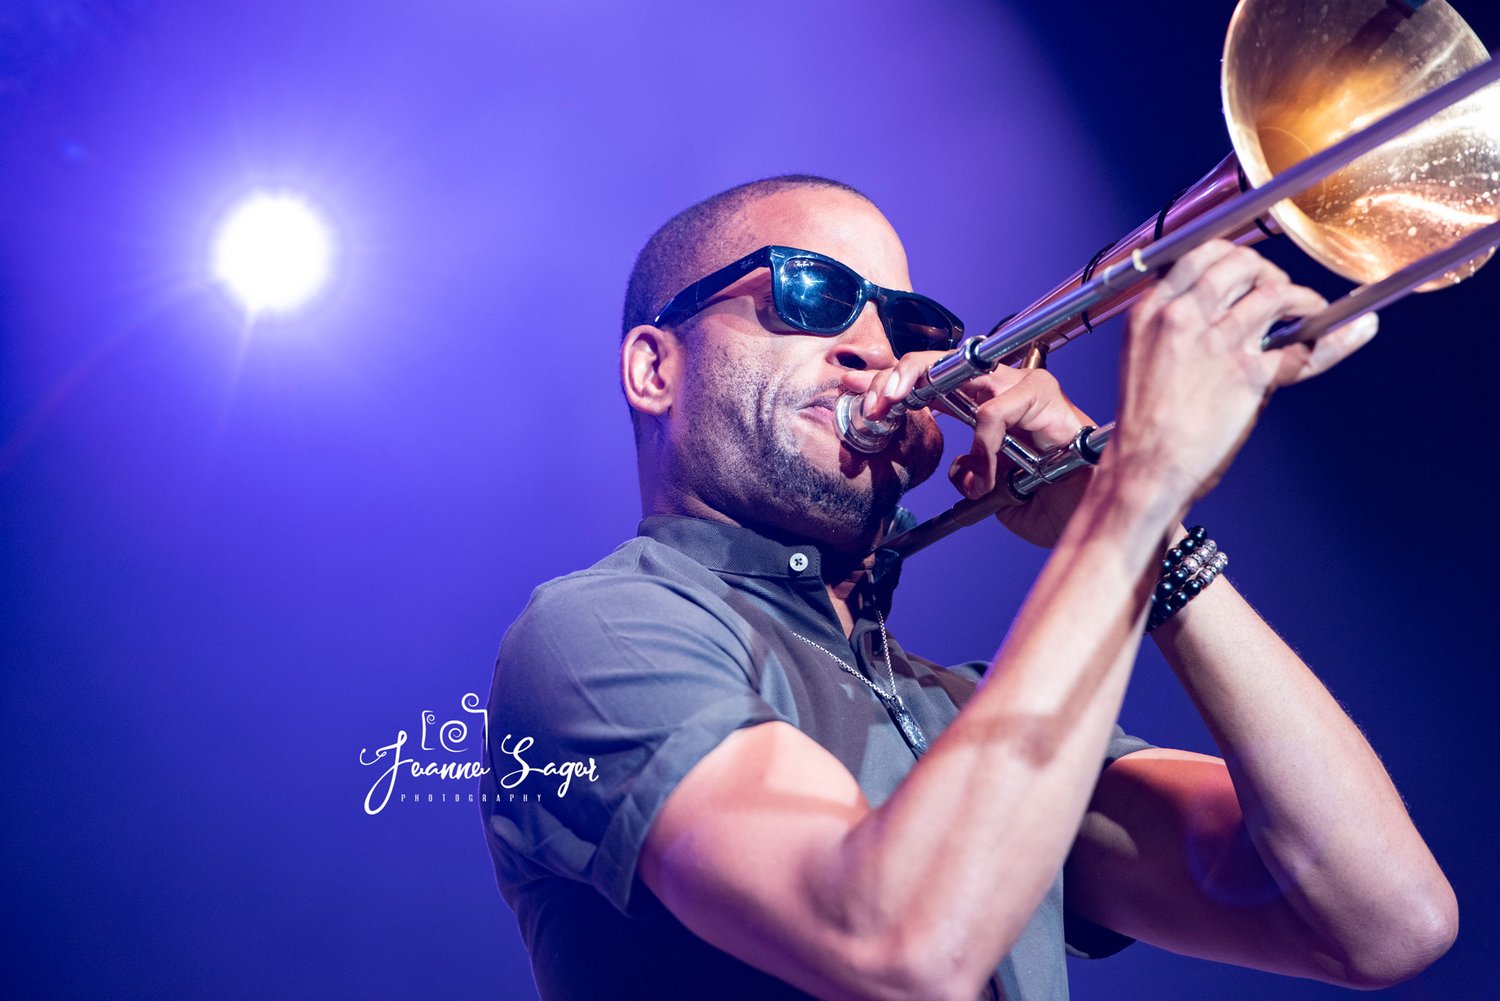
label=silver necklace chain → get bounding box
[789,608,929,754]
[790,609,898,700]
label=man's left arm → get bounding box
[1063,575,1458,988]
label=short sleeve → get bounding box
[1063,723,1155,959]
[483,569,788,917]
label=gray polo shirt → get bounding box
[482,514,1149,1000]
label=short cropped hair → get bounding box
[622,174,872,341]
[620,175,871,439]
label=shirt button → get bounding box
[788,552,809,573]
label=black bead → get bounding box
[1168,547,1184,564]
[1172,590,1189,606]
[1161,558,1176,574]
[1181,537,1198,553]
[1185,578,1203,596]
[1171,568,1190,585]
[1156,579,1176,596]
[1189,525,1207,541]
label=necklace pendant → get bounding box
[886,700,929,755]
[788,607,929,757]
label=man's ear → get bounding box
[621,324,683,419]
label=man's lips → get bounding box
[795,393,928,481]
[802,393,897,434]
[799,396,841,429]
[801,393,840,411]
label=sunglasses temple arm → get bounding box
[656,255,765,326]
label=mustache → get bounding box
[797,380,848,411]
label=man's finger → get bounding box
[1208,280,1327,350]
[1175,245,1286,322]
[1280,312,1380,385]
[1154,239,1240,299]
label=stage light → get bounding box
[211,191,334,317]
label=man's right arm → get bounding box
[639,463,1174,1001]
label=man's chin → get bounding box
[835,413,942,497]
[762,409,941,553]
[754,463,896,555]
[812,462,920,555]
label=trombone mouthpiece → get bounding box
[835,392,903,454]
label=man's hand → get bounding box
[852,353,1099,548]
[845,241,1376,548]
[1114,239,1378,504]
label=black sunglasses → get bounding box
[652,245,963,358]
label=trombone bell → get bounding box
[1224,0,1500,289]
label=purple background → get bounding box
[3,1,1496,997]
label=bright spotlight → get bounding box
[211,191,334,317]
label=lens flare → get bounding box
[211,192,334,317]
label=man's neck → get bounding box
[821,551,878,639]
[655,502,880,636]
[641,475,889,637]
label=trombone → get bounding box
[840,0,1500,558]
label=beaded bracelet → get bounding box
[1147,526,1228,632]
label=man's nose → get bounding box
[826,303,896,372]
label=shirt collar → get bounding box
[637,514,907,614]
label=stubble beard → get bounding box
[683,356,939,553]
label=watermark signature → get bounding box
[495,734,598,797]
[358,692,599,815]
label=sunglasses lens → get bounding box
[777,258,862,332]
[884,297,957,356]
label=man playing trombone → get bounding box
[480,175,1456,1000]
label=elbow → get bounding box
[839,924,996,1001]
[846,956,984,1001]
[1334,886,1459,990]
[889,957,988,1001]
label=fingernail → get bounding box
[884,369,907,401]
[1337,313,1378,349]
